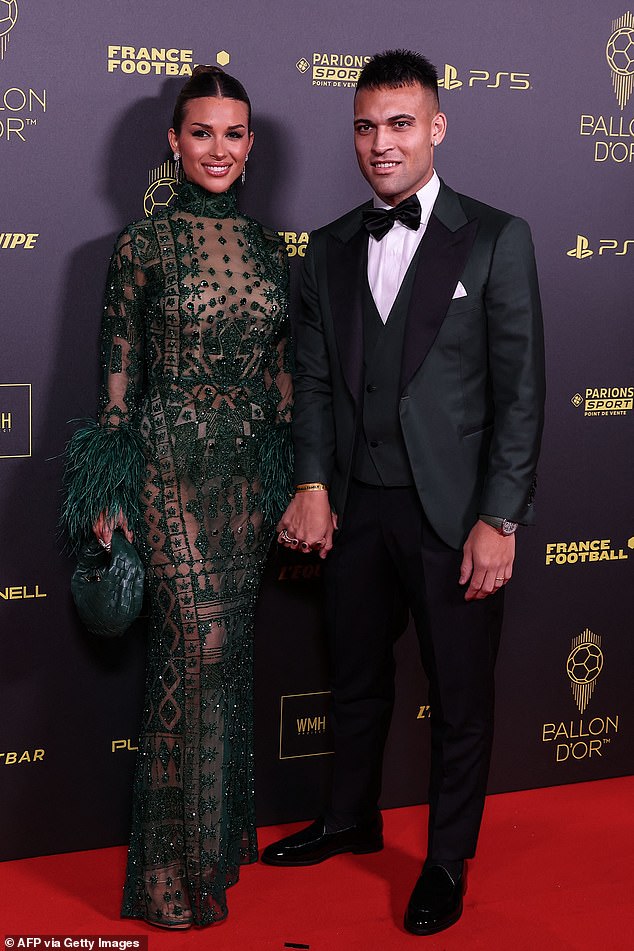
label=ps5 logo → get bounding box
[438,63,530,90]
[567,234,634,258]
[567,235,594,259]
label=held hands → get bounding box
[277,491,337,560]
[460,519,515,601]
[93,509,133,550]
[277,500,515,581]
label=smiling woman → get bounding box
[168,68,254,192]
[168,97,252,190]
[62,64,293,930]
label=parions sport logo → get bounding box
[437,63,530,91]
[569,385,633,416]
[295,52,372,88]
[0,0,18,61]
[107,47,231,76]
[578,12,634,163]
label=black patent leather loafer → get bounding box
[260,814,383,866]
[404,862,467,935]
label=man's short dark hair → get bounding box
[356,49,439,106]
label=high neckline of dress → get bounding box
[175,181,239,218]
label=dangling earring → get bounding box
[241,153,248,185]
[173,152,181,182]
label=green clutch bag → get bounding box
[71,530,145,638]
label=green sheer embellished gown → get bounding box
[64,181,292,927]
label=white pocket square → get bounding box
[452,281,467,299]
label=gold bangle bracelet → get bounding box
[295,482,328,492]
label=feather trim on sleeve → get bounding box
[258,422,294,526]
[61,419,145,549]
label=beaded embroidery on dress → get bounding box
[68,182,292,927]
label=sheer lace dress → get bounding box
[67,181,292,927]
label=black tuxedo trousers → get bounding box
[324,481,504,861]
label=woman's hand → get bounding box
[93,509,133,549]
[276,491,336,560]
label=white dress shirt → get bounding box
[367,171,440,323]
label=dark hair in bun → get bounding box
[172,65,252,131]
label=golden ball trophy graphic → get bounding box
[0,0,18,60]
[144,161,178,217]
[567,629,604,714]
[606,12,634,109]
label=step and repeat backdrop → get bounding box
[1,0,632,860]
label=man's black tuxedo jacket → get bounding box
[291,180,546,550]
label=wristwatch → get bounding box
[479,514,518,535]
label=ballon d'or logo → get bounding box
[606,12,634,109]
[567,629,603,714]
[0,0,18,60]
[144,161,178,217]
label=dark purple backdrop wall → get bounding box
[1,0,632,861]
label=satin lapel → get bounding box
[326,226,367,402]
[400,212,479,392]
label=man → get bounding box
[262,50,545,936]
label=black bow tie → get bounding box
[362,194,422,240]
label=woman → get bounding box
[63,66,292,928]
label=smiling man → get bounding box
[265,50,545,936]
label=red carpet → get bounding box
[2,777,632,949]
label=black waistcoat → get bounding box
[353,253,422,486]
